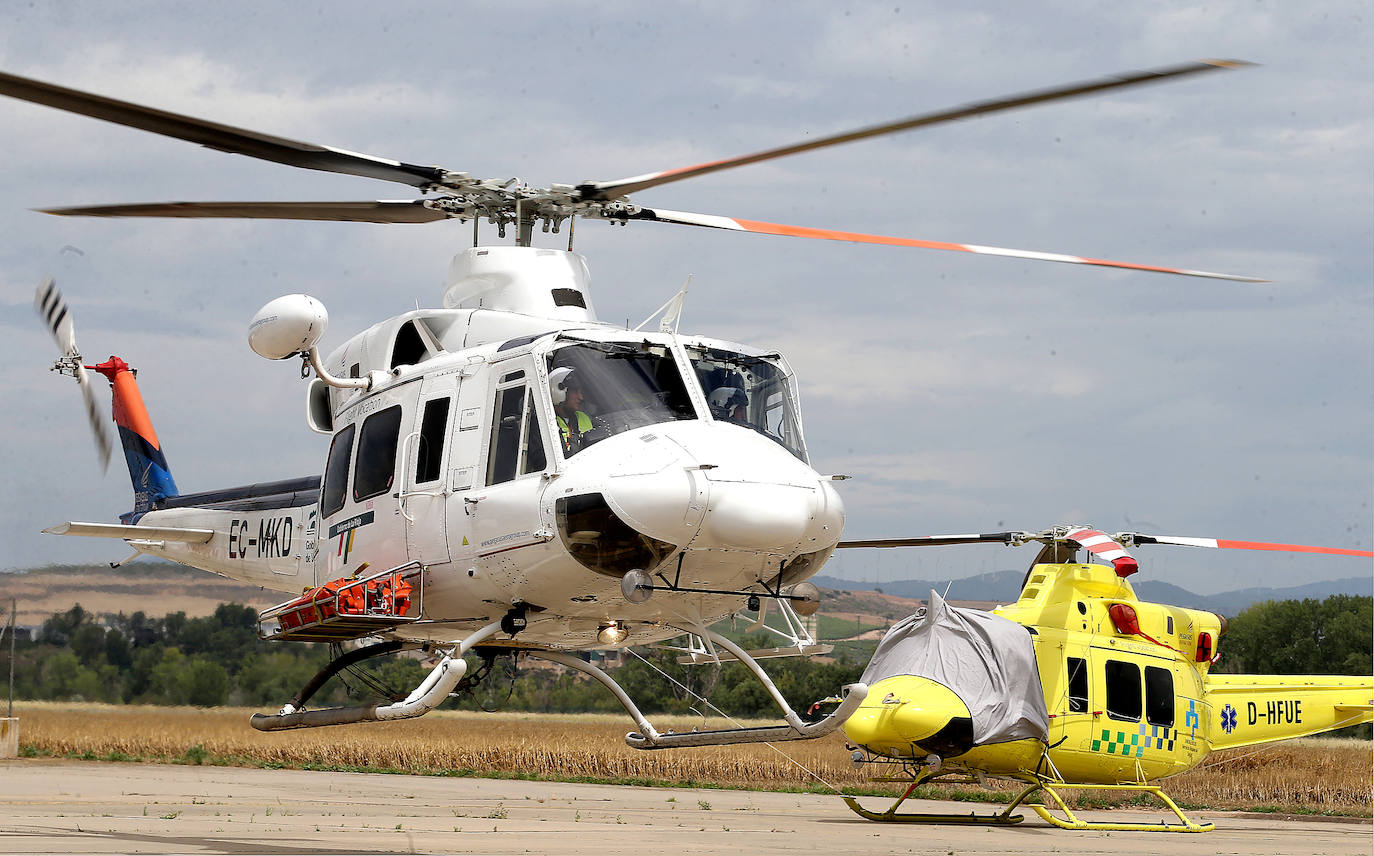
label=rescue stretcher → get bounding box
[258,562,423,642]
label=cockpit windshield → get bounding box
[688,345,806,460]
[547,341,696,456]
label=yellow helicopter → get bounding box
[831,526,1373,832]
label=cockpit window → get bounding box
[688,346,806,460]
[547,341,696,456]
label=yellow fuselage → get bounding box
[842,563,1373,784]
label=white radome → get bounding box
[248,294,329,360]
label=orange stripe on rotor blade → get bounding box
[1215,540,1374,558]
[729,219,1262,280]
[1078,256,1184,275]
[731,219,968,252]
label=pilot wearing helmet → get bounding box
[549,366,593,452]
[708,386,749,425]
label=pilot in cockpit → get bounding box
[550,367,593,452]
[708,386,749,425]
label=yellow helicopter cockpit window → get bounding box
[546,341,697,456]
[687,345,806,461]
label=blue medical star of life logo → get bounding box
[1220,703,1238,734]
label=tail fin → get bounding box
[89,356,178,518]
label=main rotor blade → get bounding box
[837,532,1023,548]
[624,207,1265,282]
[582,59,1252,200]
[39,200,452,224]
[0,70,448,188]
[1124,533,1374,558]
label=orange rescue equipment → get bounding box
[273,571,414,631]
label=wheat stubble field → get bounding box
[12,702,1371,816]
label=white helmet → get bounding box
[708,386,747,417]
[549,367,577,405]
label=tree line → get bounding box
[1,601,869,717]
[2,595,1369,722]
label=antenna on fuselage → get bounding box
[634,275,692,333]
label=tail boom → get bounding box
[1205,674,1373,749]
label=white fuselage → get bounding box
[136,247,844,651]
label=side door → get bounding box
[318,392,411,583]
[467,364,555,565]
[400,371,460,565]
[1055,649,1092,745]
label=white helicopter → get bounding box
[10,60,1264,746]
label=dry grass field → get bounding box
[12,702,1371,816]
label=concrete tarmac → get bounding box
[1,759,1369,855]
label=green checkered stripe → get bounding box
[1091,724,1177,756]
[1092,728,1146,757]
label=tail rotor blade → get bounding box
[35,276,76,356]
[75,366,113,473]
[33,278,113,472]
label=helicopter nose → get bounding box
[595,425,843,554]
[842,676,975,759]
[698,478,827,551]
[693,432,843,552]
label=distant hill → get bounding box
[1157,577,1374,617]
[1,561,278,627]
[812,571,1025,605]
[811,572,1373,616]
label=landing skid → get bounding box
[250,620,503,731]
[842,773,1214,832]
[250,622,866,748]
[1023,780,1214,832]
[842,773,1025,826]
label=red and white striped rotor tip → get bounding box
[1064,528,1139,577]
[1123,533,1373,559]
[630,207,1265,282]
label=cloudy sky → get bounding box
[0,2,1369,595]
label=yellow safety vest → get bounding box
[557,410,593,447]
